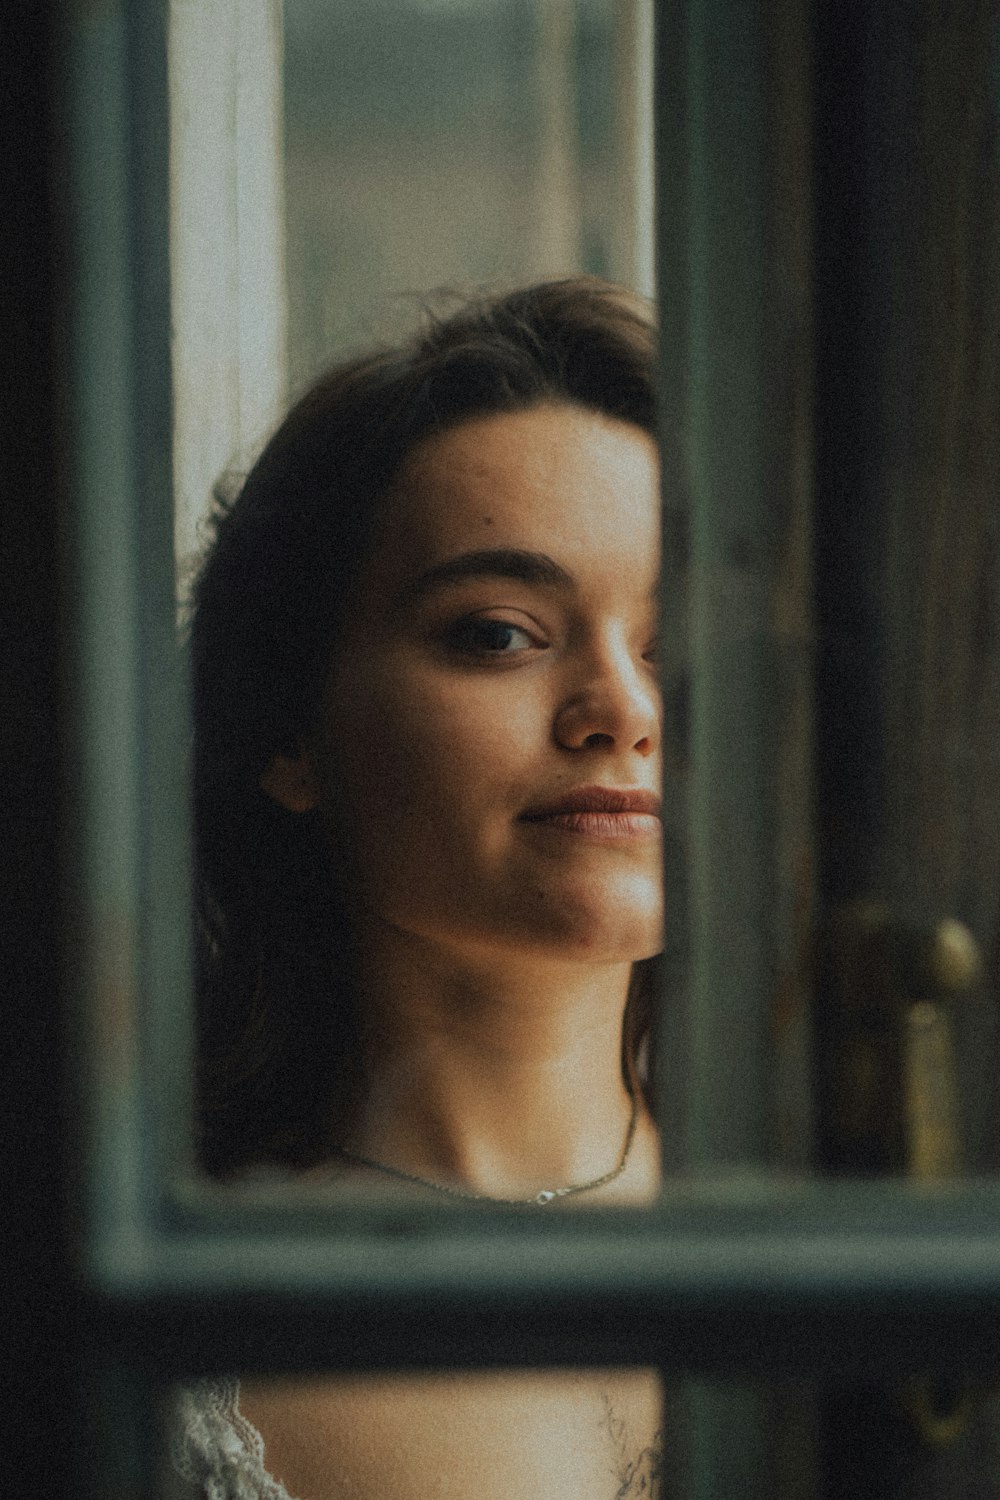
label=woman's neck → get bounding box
[333,925,659,1203]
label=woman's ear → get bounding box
[260,751,321,813]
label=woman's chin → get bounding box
[504,882,663,964]
[371,865,663,967]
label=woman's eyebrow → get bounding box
[405,548,573,599]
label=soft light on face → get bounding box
[285,403,663,967]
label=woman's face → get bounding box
[298,402,662,967]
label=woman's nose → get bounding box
[553,646,660,756]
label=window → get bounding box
[43,1,1000,1496]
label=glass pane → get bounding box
[174,0,664,1210]
[283,0,652,387]
[165,20,672,1489]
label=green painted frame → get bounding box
[65,4,1000,1495]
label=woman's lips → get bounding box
[519,786,662,840]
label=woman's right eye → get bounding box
[445,616,542,658]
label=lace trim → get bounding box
[172,1377,298,1500]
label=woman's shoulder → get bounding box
[171,1377,297,1500]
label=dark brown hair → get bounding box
[190,275,659,1176]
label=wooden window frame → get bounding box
[54,0,1000,1493]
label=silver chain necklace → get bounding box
[333,1088,640,1206]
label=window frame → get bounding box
[64,1,1000,1485]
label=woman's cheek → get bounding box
[331,687,465,844]
[326,655,546,877]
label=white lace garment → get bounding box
[172,1378,298,1500]
[172,1373,666,1500]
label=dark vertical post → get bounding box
[0,4,82,1498]
[810,4,924,1494]
[656,0,817,1493]
[657,0,795,1183]
[812,3,1000,1495]
[811,1,888,914]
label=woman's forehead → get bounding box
[371,403,660,582]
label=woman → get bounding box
[176,277,664,1498]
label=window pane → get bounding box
[174,0,665,1208]
[283,0,653,385]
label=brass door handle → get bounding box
[817,906,984,1448]
[900,920,982,1445]
[901,918,982,1181]
[902,1376,976,1449]
[818,904,982,1178]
